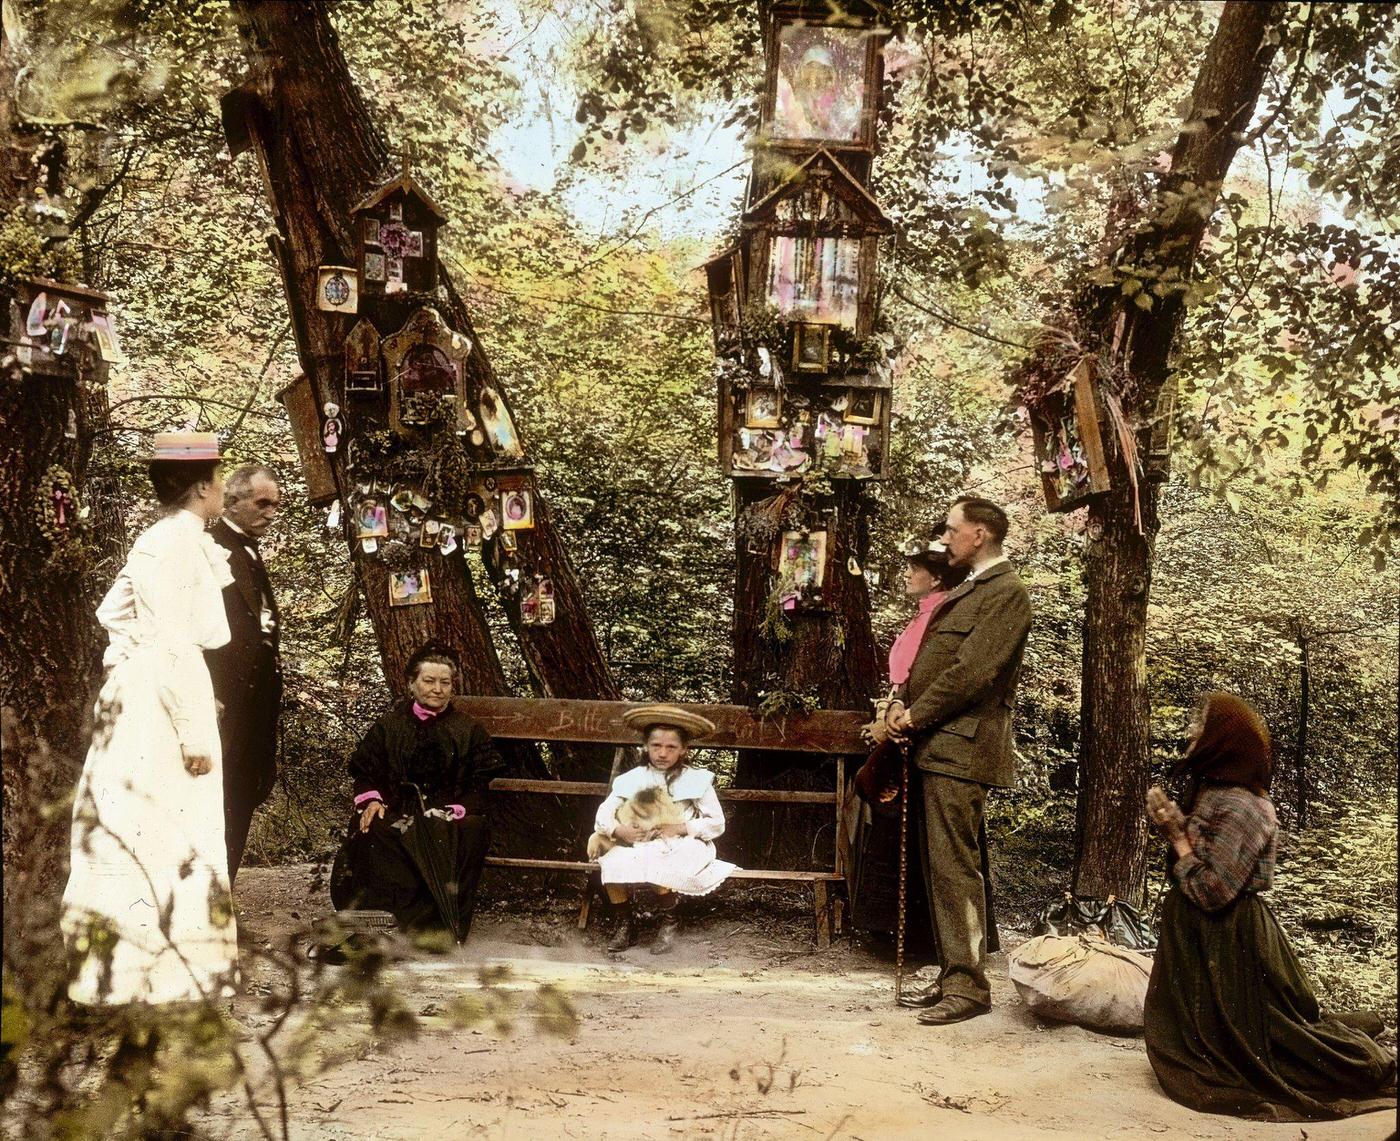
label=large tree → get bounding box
[225,0,622,779]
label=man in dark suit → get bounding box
[888,496,1032,1026]
[206,464,283,883]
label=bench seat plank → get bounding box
[489,777,836,805]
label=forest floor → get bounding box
[207,865,1396,1141]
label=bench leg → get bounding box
[814,881,831,949]
[577,873,596,930]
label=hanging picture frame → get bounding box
[344,319,382,394]
[792,323,832,373]
[316,266,359,313]
[744,388,783,430]
[501,489,534,531]
[388,568,433,607]
[842,388,880,425]
[382,307,472,434]
[1029,357,1111,513]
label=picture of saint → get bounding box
[479,387,524,459]
[744,388,783,430]
[399,343,456,397]
[771,25,866,142]
[356,498,387,539]
[766,235,860,328]
[502,489,533,530]
[388,569,432,607]
[776,530,829,603]
[843,389,880,425]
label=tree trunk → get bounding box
[1072,1,1282,902]
[1296,634,1310,829]
[227,1,619,794]
[730,482,880,867]
[0,298,110,989]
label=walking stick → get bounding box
[895,740,909,1005]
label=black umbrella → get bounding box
[393,783,468,943]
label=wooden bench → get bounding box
[459,697,867,947]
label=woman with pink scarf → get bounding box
[847,537,967,940]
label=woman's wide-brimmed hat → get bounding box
[901,536,950,570]
[621,703,717,742]
[150,431,221,462]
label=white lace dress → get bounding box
[594,765,739,896]
[61,509,239,1004]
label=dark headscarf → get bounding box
[1171,692,1272,808]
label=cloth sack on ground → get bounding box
[1009,933,1153,1033]
[1032,891,1157,951]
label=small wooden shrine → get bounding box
[351,165,448,297]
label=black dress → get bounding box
[330,701,506,939]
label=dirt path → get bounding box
[212,867,1395,1141]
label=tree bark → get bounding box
[227,1,620,790]
[730,481,880,867]
[1296,633,1310,829]
[1072,1,1283,902]
[0,304,109,989]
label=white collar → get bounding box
[222,515,251,539]
[966,554,1008,581]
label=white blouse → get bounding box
[95,509,232,752]
[594,765,726,843]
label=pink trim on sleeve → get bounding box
[354,790,384,808]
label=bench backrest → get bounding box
[452,696,868,755]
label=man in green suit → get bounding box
[888,496,1032,1025]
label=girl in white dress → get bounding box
[62,432,240,1005]
[594,705,738,954]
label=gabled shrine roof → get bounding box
[351,170,449,223]
[743,148,891,232]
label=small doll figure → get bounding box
[52,484,74,528]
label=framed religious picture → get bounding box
[843,388,880,425]
[1030,358,1111,512]
[464,523,482,549]
[88,312,124,363]
[356,498,388,539]
[744,387,783,430]
[766,235,861,329]
[768,22,872,146]
[420,519,442,548]
[775,529,829,610]
[792,323,832,373]
[316,266,358,313]
[388,568,432,607]
[344,320,382,394]
[478,386,524,460]
[499,530,517,552]
[501,489,533,531]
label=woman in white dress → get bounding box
[593,705,738,954]
[62,431,239,1005]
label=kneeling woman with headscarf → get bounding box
[1144,692,1396,1121]
[330,643,505,942]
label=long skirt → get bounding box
[331,813,489,939]
[1144,886,1396,1121]
[597,835,736,896]
[61,652,238,1005]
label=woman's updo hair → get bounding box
[405,641,460,684]
[148,459,219,508]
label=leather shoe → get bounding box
[897,983,943,1009]
[916,995,990,1026]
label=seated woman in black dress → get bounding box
[1144,691,1395,1121]
[330,642,505,941]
